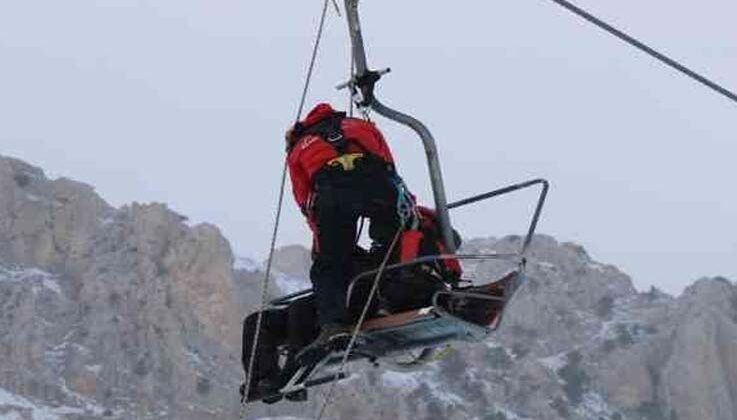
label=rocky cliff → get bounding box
[0,156,247,419]
[1,155,735,420]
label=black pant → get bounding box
[310,164,399,326]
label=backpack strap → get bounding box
[292,112,349,154]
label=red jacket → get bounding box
[287,103,395,214]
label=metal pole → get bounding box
[342,0,457,253]
[344,0,369,75]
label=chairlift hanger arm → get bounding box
[342,0,457,254]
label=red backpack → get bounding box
[399,206,462,281]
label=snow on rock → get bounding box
[5,155,737,420]
[381,371,421,391]
[538,352,569,372]
[274,272,310,295]
[484,405,531,420]
[25,192,43,202]
[0,387,58,420]
[234,254,310,294]
[256,417,311,420]
[234,256,262,272]
[0,266,62,295]
[575,392,617,419]
[0,386,102,420]
[86,365,102,375]
[535,261,557,271]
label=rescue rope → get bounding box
[241,0,333,415]
[295,0,334,121]
[546,0,737,105]
[240,163,287,413]
[330,0,341,16]
[315,223,406,420]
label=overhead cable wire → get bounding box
[546,0,737,105]
[331,0,341,16]
[241,0,333,416]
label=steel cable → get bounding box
[546,0,737,105]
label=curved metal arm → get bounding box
[448,178,549,255]
[371,99,456,254]
[342,0,456,253]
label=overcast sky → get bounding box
[1,0,735,294]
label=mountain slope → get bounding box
[1,154,735,420]
[1,156,245,419]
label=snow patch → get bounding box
[274,272,310,294]
[0,266,62,295]
[234,257,262,272]
[55,381,105,417]
[587,262,609,273]
[538,352,568,371]
[382,371,421,390]
[41,278,62,295]
[429,382,465,406]
[86,365,102,375]
[594,295,643,341]
[380,371,463,407]
[233,257,309,293]
[536,261,556,271]
[0,386,99,420]
[0,388,43,415]
[25,193,43,202]
[45,343,67,367]
[485,405,531,420]
[574,392,616,418]
[257,417,311,420]
[185,348,210,369]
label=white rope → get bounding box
[295,0,333,122]
[315,224,405,420]
[240,163,288,416]
[241,0,333,416]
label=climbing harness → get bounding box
[392,174,420,230]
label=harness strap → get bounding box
[326,153,365,171]
[298,112,417,237]
[292,112,348,154]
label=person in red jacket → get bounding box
[285,103,410,346]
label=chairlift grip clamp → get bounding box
[336,68,391,106]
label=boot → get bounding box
[240,377,282,403]
[296,323,353,365]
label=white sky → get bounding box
[1,0,735,294]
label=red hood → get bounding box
[301,103,336,126]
